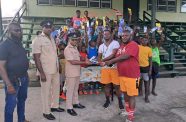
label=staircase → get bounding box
[174,52,186,76]
[143,11,186,77]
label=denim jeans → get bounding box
[4,75,29,122]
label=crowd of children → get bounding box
[44,10,165,121]
[34,8,167,122]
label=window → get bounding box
[89,0,100,8]
[64,0,76,6]
[77,0,88,7]
[37,0,112,8]
[51,0,63,5]
[181,0,186,12]
[101,0,111,8]
[38,0,50,4]
[147,0,176,12]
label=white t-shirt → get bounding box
[98,40,120,59]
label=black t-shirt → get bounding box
[0,38,29,78]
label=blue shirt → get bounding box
[88,47,98,59]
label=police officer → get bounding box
[0,22,30,122]
[64,32,91,116]
[32,20,64,120]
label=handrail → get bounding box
[143,11,160,23]
[143,9,186,51]
[0,2,27,42]
[142,11,176,62]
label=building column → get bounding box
[151,0,157,38]
[0,0,3,37]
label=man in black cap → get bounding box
[32,20,65,120]
[64,32,91,116]
[0,22,30,122]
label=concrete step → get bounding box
[174,52,186,55]
[175,67,186,72]
[159,70,179,78]
[174,62,186,67]
[173,59,186,63]
[179,71,186,76]
[174,55,185,59]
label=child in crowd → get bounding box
[58,42,67,100]
[150,34,165,96]
[79,44,89,95]
[138,36,152,103]
[87,40,98,59]
[35,31,42,81]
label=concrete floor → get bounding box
[0,77,186,122]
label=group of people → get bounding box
[0,9,165,122]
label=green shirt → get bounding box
[152,47,160,65]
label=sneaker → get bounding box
[152,91,158,96]
[79,91,83,95]
[119,109,128,117]
[126,118,133,122]
[145,97,150,103]
[83,90,88,95]
[59,93,66,100]
[103,101,110,108]
[24,119,30,122]
[94,90,100,95]
[89,90,93,95]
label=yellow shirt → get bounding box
[60,59,66,77]
[32,33,59,74]
[139,45,152,67]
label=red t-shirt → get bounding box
[116,41,140,78]
[72,17,82,29]
[80,52,87,67]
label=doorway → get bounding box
[123,0,140,23]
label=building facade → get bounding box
[24,0,186,22]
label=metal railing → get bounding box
[0,2,27,42]
[143,11,160,23]
[142,11,175,62]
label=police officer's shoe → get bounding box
[73,103,86,109]
[67,109,78,116]
[43,113,56,120]
[24,119,30,122]
[51,107,65,112]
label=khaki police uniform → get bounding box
[64,43,81,109]
[32,32,60,114]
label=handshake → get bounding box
[86,56,113,66]
[99,61,113,67]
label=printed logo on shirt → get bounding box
[74,20,81,27]
[117,47,126,55]
[152,51,158,58]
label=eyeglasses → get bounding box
[71,39,79,41]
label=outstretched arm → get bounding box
[105,54,130,66]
